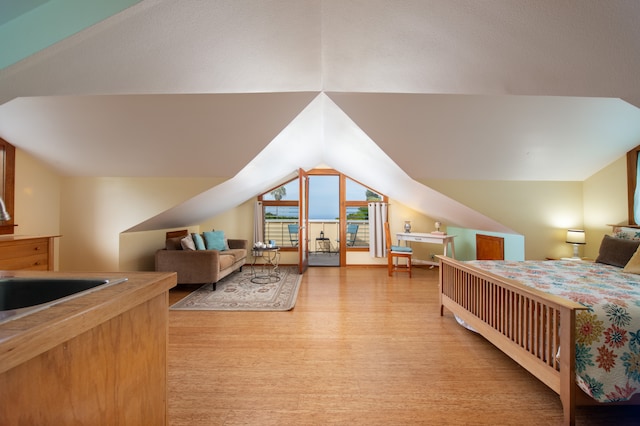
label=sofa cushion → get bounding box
[204,231,227,251]
[225,248,247,262]
[192,233,206,250]
[218,253,235,270]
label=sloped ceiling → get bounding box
[1,0,640,233]
[130,94,512,233]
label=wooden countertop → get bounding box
[0,270,176,374]
[0,234,61,242]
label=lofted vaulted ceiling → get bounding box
[1,1,639,232]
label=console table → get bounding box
[396,232,456,266]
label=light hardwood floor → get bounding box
[168,266,640,425]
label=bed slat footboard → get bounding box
[438,256,587,426]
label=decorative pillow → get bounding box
[180,234,196,251]
[210,229,230,250]
[623,246,640,274]
[595,235,640,268]
[203,230,227,251]
[613,226,640,240]
[165,236,183,250]
[191,233,206,250]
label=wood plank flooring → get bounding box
[168,266,640,425]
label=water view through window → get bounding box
[263,176,380,220]
[262,175,382,249]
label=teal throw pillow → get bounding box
[192,233,206,250]
[203,230,227,251]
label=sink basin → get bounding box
[0,277,128,323]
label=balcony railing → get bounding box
[264,219,369,250]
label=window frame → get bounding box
[257,170,387,252]
[259,180,300,252]
[627,144,640,226]
[0,138,15,235]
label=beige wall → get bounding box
[59,176,221,271]
[422,156,628,260]
[422,179,584,259]
[13,148,629,271]
[14,150,62,268]
[583,156,628,259]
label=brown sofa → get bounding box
[155,230,248,290]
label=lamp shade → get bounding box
[566,229,585,245]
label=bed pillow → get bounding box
[595,235,640,268]
[613,226,640,240]
[203,230,227,251]
[191,233,206,250]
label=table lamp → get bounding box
[566,229,585,259]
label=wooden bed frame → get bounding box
[437,256,588,425]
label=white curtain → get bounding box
[253,201,264,245]
[368,202,388,257]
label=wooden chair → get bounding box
[384,222,412,277]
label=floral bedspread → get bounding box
[466,260,640,403]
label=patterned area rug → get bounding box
[170,267,302,311]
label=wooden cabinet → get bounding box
[0,235,59,271]
[476,234,504,260]
[0,271,176,425]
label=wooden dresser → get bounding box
[0,235,59,271]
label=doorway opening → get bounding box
[308,174,340,266]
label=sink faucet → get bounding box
[0,196,10,221]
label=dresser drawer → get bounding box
[0,253,49,270]
[0,239,49,259]
[0,237,53,270]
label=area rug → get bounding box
[170,267,302,311]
